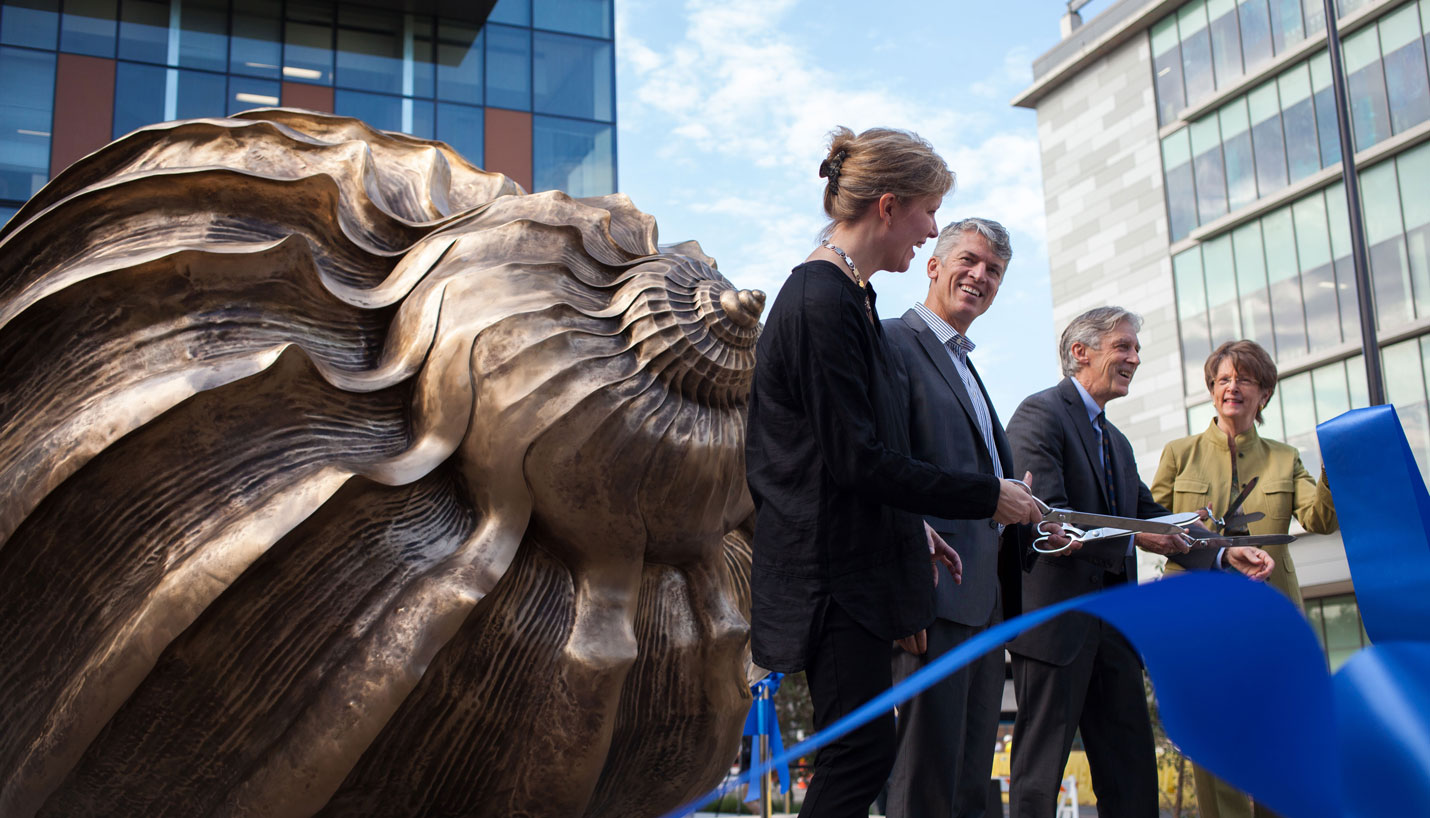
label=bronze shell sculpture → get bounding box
[0,109,763,817]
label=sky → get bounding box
[613,0,1118,419]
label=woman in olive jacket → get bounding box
[1151,339,1336,818]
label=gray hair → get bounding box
[1059,306,1143,377]
[931,217,1013,264]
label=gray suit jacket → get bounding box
[1005,378,1216,665]
[885,309,1025,626]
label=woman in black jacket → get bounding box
[745,126,1043,817]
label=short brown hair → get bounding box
[819,126,954,239]
[1204,340,1278,424]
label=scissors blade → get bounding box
[1042,509,1198,536]
[1220,511,1265,529]
[1188,533,1296,549]
[1221,476,1260,527]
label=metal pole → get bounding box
[1321,0,1387,405]
[759,710,772,815]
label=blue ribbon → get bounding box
[659,405,1430,818]
[740,672,789,797]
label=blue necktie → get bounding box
[1098,412,1118,514]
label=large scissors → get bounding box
[1010,480,1200,554]
[1203,476,1265,535]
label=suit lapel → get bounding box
[1057,378,1114,513]
[902,310,995,464]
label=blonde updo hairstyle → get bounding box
[818,126,954,240]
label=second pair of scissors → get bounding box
[1008,479,1200,554]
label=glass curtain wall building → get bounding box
[0,0,616,226]
[1015,0,1430,663]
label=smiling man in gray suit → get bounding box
[882,217,1032,818]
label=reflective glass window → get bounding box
[228,74,280,113]
[1191,115,1227,223]
[1279,371,1316,457]
[1263,206,1308,358]
[0,45,55,201]
[486,23,529,110]
[1204,234,1241,347]
[533,114,613,196]
[488,0,530,26]
[1385,340,1430,480]
[1312,362,1350,429]
[1301,0,1323,36]
[1249,81,1288,196]
[336,6,403,94]
[1261,386,1286,442]
[1361,161,1413,328]
[437,20,482,104]
[1324,182,1362,342]
[1175,247,1212,393]
[409,15,435,99]
[1344,25,1391,151]
[1400,142,1430,320]
[334,89,432,137]
[3,0,60,49]
[284,0,333,85]
[436,101,482,166]
[1310,53,1341,169]
[1152,15,1186,125]
[1320,595,1368,671]
[1278,63,1319,181]
[118,0,168,64]
[1179,0,1216,104]
[533,30,611,122]
[1347,354,1370,409]
[1162,129,1199,241]
[175,0,226,72]
[1220,99,1256,211]
[231,0,280,79]
[533,0,610,39]
[113,61,224,136]
[1239,0,1274,71]
[1379,4,1430,135]
[0,204,17,228]
[1233,222,1276,352]
[1268,0,1304,55]
[61,0,117,56]
[1293,194,1340,351]
[1336,0,1372,17]
[1208,0,1243,87]
[1187,402,1212,436]
[1424,0,1430,84]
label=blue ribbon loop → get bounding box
[663,405,1430,818]
[740,672,789,797]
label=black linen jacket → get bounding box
[745,261,1001,672]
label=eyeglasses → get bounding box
[1214,376,1260,389]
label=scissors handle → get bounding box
[1007,479,1051,514]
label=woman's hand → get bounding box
[925,520,962,586]
[1224,546,1275,580]
[995,472,1044,526]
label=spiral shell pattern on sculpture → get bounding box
[0,109,763,817]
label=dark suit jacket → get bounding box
[1005,378,1215,666]
[884,309,1026,626]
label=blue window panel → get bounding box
[409,15,435,99]
[177,0,228,73]
[230,0,281,79]
[1238,0,1274,71]
[533,114,613,197]
[0,46,55,201]
[1344,25,1392,151]
[0,204,18,229]
[61,0,117,57]
[283,1,333,85]
[436,20,482,104]
[488,0,530,26]
[1151,16,1185,126]
[1162,129,1199,241]
[118,0,169,64]
[1,0,60,50]
[486,23,530,111]
[533,31,611,122]
[228,75,280,114]
[1178,1,1215,105]
[533,0,610,39]
[336,6,403,94]
[334,89,433,139]
[436,101,482,167]
[1380,3,1430,135]
[174,67,226,119]
[113,61,166,138]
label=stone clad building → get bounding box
[1014,0,1430,666]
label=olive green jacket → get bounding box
[1152,420,1337,609]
